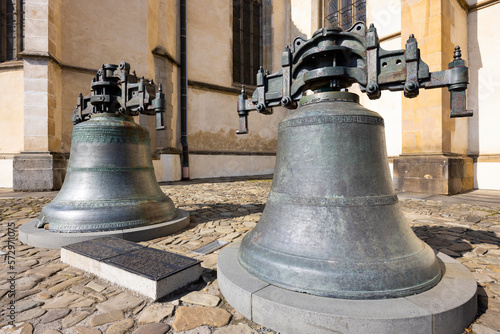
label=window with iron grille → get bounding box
[0,0,24,62]
[324,0,366,31]
[233,0,262,87]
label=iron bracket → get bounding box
[73,62,165,125]
[236,22,472,134]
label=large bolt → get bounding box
[281,96,292,106]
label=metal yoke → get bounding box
[237,22,472,134]
[73,61,166,127]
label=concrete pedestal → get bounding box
[218,242,477,334]
[19,209,190,249]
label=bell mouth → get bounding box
[238,232,442,299]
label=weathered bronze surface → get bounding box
[235,23,473,299]
[36,63,176,233]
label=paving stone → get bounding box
[74,327,102,334]
[105,318,134,334]
[137,304,174,324]
[448,241,473,252]
[62,267,84,276]
[488,249,500,256]
[96,292,143,312]
[214,226,234,234]
[488,264,500,273]
[474,272,495,284]
[132,323,170,334]
[70,296,96,308]
[14,289,41,301]
[62,310,92,328]
[434,233,460,241]
[48,276,83,294]
[16,259,39,267]
[213,323,258,334]
[71,285,91,295]
[15,307,46,322]
[40,330,61,334]
[439,248,460,257]
[475,247,490,255]
[0,276,42,291]
[88,291,107,302]
[3,180,500,334]
[221,232,241,241]
[479,268,500,279]
[132,302,146,315]
[25,264,65,277]
[425,238,452,248]
[172,306,231,331]
[36,292,53,300]
[471,323,500,334]
[488,283,500,297]
[15,300,43,313]
[86,281,106,292]
[178,326,212,334]
[181,291,220,307]
[41,308,71,324]
[39,275,68,289]
[89,310,124,327]
[0,323,33,334]
[478,312,500,332]
[199,253,218,270]
[42,292,80,309]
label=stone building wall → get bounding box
[0,0,498,192]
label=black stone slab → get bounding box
[62,236,146,261]
[103,247,201,281]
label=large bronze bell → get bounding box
[233,23,472,299]
[36,62,176,233]
[239,91,441,298]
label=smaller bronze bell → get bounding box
[32,62,184,234]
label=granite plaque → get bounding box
[62,236,145,261]
[61,236,202,299]
[103,248,200,281]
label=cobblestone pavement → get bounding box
[0,179,499,334]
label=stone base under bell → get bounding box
[218,242,477,334]
[393,155,474,195]
[19,209,189,249]
[13,152,67,191]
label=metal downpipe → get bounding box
[180,0,189,179]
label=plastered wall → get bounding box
[58,0,179,153]
[0,70,24,154]
[359,0,403,158]
[467,3,500,189]
[60,0,148,75]
[186,0,288,157]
